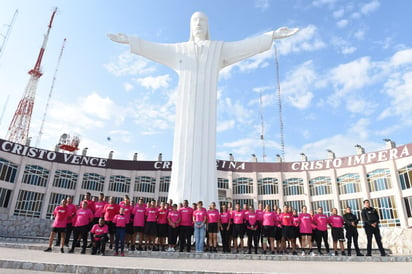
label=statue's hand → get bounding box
[273,27,299,39]
[107,33,129,44]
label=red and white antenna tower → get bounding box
[6,8,58,145]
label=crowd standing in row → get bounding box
[44,193,388,257]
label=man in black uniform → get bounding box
[361,200,388,256]
[343,207,363,256]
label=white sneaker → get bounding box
[301,251,305,256]
[172,247,175,252]
[310,251,315,256]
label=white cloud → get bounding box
[360,0,380,15]
[331,36,356,54]
[217,120,235,132]
[81,93,116,120]
[390,49,412,67]
[255,0,270,10]
[345,97,376,115]
[277,25,327,55]
[280,60,316,109]
[312,0,337,7]
[341,46,356,54]
[134,74,171,90]
[336,19,348,28]
[123,82,134,92]
[354,29,365,40]
[104,51,156,77]
[333,8,345,19]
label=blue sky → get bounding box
[0,0,411,162]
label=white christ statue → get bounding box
[108,11,298,205]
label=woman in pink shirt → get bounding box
[156,202,169,251]
[131,198,146,251]
[261,204,276,254]
[167,203,181,251]
[69,201,94,254]
[144,200,158,251]
[91,217,109,255]
[207,202,220,252]
[219,204,231,253]
[44,199,68,253]
[103,197,120,249]
[193,201,207,252]
[113,207,129,256]
[329,207,345,256]
[298,205,314,256]
[119,196,133,250]
[246,206,259,254]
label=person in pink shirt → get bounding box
[93,193,107,222]
[231,203,245,253]
[207,202,220,252]
[91,218,109,255]
[144,200,158,251]
[255,203,264,249]
[69,201,94,254]
[119,196,133,250]
[292,209,301,249]
[313,207,331,255]
[329,207,345,256]
[55,196,77,247]
[280,205,297,255]
[297,205,314,256]
[131,198,146,251]
[102,197,120,249]
[246,206,259,254]
[45,199,68,253]
[113,207,129,256]
[179,199,194,252]
[167,203,181,251]
[219,204,231,253]
[193,201,207,252]
[261,204,276,254]
[156,202,169,251]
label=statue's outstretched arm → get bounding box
[272,27,299,40]
[107,33,129,44]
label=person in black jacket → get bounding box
[361,200,388,256]
[343,207,363,256]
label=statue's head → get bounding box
[190,11,210,41]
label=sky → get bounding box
[0,0,411,162]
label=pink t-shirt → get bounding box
[207,209,220,223]
[232,210,245,225]
[298,213,313,234]
[193,209,207,222]
[74,208,93,227]
[329,215,344,228]
[313,214,328,231]
[168,210,181,226]
[220,212,230,224]
[66,203,77,224]
[256,209,264,222]
[262,211,276,226]
[113,214,129,227]
[145,207,158,222]
[53,205,68,228]
[157,208,168,224]
[279,212,293,226]
[93,201,107,218]
[120,204,133,221]
[246,213,258,228]
[91,224,109,236]
[132,206,146,227]
[103,203,120,221]
[179,207,194,226]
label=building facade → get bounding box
[1,138,412,230]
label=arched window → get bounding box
[337,173,361,194]
[22,165,49,187]
[232,177,253,194]
[367,169,392,192]
[309,176,332,196]
[258,177,278,195]
[53,170,78,190]
[283,178,304,196]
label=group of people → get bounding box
[44,193,388,257]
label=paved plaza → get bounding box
[0,242,410,274]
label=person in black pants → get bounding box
[343,207,363,256]
[361,200,388,256]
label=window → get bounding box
[283,178,304,196]
[404,196,412,218]
[371,196,400,227]
[259,200,279,210]
[132,196,152,204]
[311,200,334,216]
[53,170,78,190]
[340,198,362,221]
[82,173,105,192]
[309,176,332,196]
[367,169,392,192]
[285,200,305,213]
[233,199,254,208]
[233,177,253,194]
[0,187,12,208]
[337,173,361,194]
[109,175,131,193]
[399,164,412,190]
[14,190,44,218]
[258,178,278,195]
[217,178,229,189]
[134,176,156,193]
[22,165,49,187]
[158,196,168,203]
[159,176,170,193]
[46,193,72,219]
[0,158,18,183]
